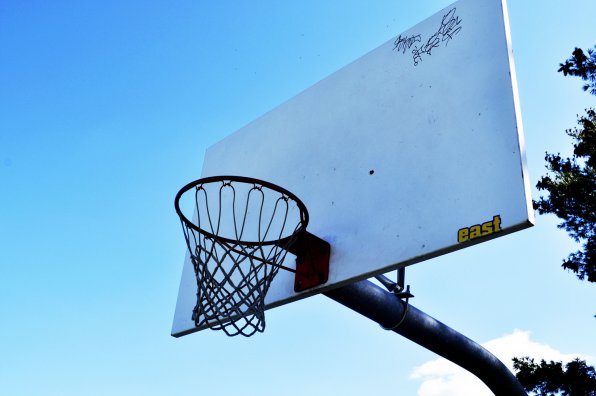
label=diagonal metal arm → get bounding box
[324,279,527,396]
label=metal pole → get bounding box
[324,279,527,396]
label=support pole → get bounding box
[324,279,527,396]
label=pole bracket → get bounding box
[375,270,414,330]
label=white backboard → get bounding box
[173,0,533,337]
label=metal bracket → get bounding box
[375,268,414,299]
[394,284,414,299]
[289,232,330,292]
[375,269,414,330]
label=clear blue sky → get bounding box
[1,1,595,395]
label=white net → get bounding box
[177,177,306,337]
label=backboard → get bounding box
[172,0,533,337]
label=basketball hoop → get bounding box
[175,176,330,336]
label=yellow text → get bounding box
[457,215,502,243]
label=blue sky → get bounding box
[1,1,595,395]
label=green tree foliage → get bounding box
[513,357,596,395]
[514,45,596,396]
[533,46,596,282]
[558,46,596,95]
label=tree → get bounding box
[558,46,596,95]
[513,357,596,395]
[515,44,596,396]
[533,46,596,282]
